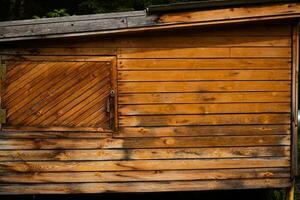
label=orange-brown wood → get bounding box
[0,21,295,194]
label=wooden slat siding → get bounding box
[0,132,113,139]
[1,2,300,42]
[0,179,291,194]
[0,48,117,56]
[0,23,294,194]
[2,60,113,131]
[119,114,290,127]
[119,103,291,115]
[10,25,290,49]
[118,70,291,81]
[112,36,292,47]
[117,47,291,58]
[0,125,290,139]
[159,3,300,24]
[118,92,290,104]
[118,125,291,137]
[119,81,291,93]
[0,147,290,161]
[0,158,290,172]
[117,59,291,70]
[1,36,292,49]
[0,135,290,150]
[0,168,290,183]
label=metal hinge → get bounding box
[0,64,6,80]
[0,109,6,124]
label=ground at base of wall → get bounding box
[0,188,288,200]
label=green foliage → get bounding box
[0,0,196,21]
[45,9,69,18]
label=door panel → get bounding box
[1,57,116,132]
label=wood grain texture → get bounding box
[119,92,290,104]
[118,47,291,58]
[0,135,290,150]
[119,81,291,93]
[0,21,294,195]
[0,168,290,183]
[0,178,291,194]
[2,59,115,131]
[0,158,290,172]
[0,147,290,161]
[119,103,290,115]
[118,58,291,70]
[118,125,290,137]
[119,70,291,81]
[159,3,300,24]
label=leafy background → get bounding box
[0,0,195,21]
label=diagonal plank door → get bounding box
[1,58,116,132]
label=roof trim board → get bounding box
[146,0,298,14]
[0,2,300,42]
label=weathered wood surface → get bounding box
[0,135,290,149]
[0,22,294,194]
[118,47,291,58]
[0,2,300,42]
[119,92,290,104]
[0,168,290,183]
[0,158,290,172]
[0,178,291,194]
[118,59,291,70]
[117,125,291,137]
[0,146,290,161]
[2,59,115,131]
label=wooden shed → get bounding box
[0,0,299,197]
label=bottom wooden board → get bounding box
[0,178,291,194]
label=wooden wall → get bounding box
[0,22,295,194]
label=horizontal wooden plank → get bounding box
[159,3,300,24]
[0,168,290,183]
[119,81,291,93]
[119,103,290,115]
[0,158,289,172]
[0,178,291,194]
[119,70,291,81]
[118,92,291,104]
[117,48,291,58]
[118,125,290,137]
[119,114,290,127]
[0,135,290,150]
[0,17,128,38]
[0,146,290,161]
[2,56,116,62]
[0,132,112,139]
[118,58,292,70]
[116,36,291,48]
[0,47,117,56]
